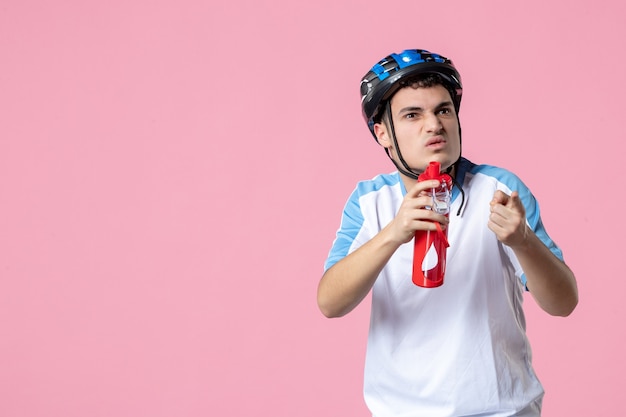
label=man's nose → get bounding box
[424,112,443,132]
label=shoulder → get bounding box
[463,160,529,194]
[343,172,404,227]
[350,171,404,200]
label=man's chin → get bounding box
[419,156,456,172]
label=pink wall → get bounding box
[1,0,624,415]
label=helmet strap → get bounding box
[385,101,420,180]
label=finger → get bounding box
[489,201,513,226]
[488,207,506,227]
[508,191,521,207]
[406,180,440,198]
[490,190,509,206]
[507,191,526,214]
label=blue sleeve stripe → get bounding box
[324,190,364,271]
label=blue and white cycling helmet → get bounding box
[360,49,463,140]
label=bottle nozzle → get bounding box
[426,161,441,178]
[419,161,442,181]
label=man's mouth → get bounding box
[426,136,446,147]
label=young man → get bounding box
[318,49,578,416]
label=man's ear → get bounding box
[373,122,391,148]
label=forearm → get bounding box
[317,224,402,318]
[514,228,578,317]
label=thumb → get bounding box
[508,191,524,211]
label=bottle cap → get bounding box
[418,161,452,188]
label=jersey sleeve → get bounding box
[324,188,367,272]
[502,175,565,287]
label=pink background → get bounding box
[1,0,624,415]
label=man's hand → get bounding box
[488,190,528,249]
[487,190,578,316]
[389,180,449,245]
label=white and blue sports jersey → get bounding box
[324,158,564,417]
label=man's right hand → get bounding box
[388,179,450,245]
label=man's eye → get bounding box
[405,113,417,119]
[438,108,452,115]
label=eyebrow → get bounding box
[397,101,454,115]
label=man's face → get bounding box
[374,85,461,174]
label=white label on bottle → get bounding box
[422,242,439,272]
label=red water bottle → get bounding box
[412,161,452,288]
